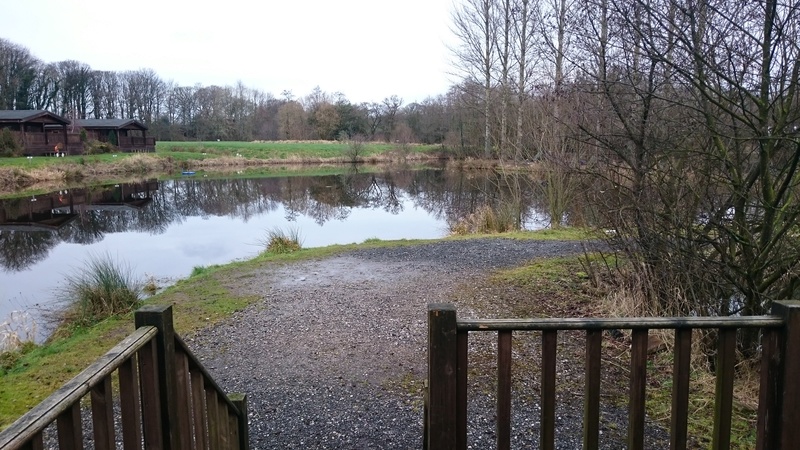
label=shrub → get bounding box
[448,204,520,235]
[0,128,21,157]
[262,227,303,254]
[190,266,209,277]
[343,134,366,163]
[84,139,115,155]
[64,254,142,326]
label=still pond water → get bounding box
[0,167,562,341]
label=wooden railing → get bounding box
[0,305,249,450]
[426,301,800,450]
[8,131,155,155]
[119,136,156,151]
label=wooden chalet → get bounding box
[74,118,156,152]
[0,110,156,156]
[0,110,71,156]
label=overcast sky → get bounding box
[1,0,458,104]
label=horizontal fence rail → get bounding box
[0,305,249,450]
[0,326,157,449]
[457,316,786,331]
[427,301,800,450]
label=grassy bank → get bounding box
[0,231,579,428]
[158,140,441,161]
[0,140,446,194]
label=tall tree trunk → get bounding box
[483,0,493,159]
[515,0,531,161]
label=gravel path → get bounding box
[188,238,667,449]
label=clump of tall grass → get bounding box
[448,204,520,235]
[0,311,37,353]
[64,254,142,326]
[116,154,163,173]
[261,227,303,254]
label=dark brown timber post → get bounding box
[230,393,250,450]
[135,305,183,450]
[772,301,800,448]
[428,303,458,450]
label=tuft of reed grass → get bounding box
[0,311,37,353]
[190,266,209,277]
[448,204,520,235]
[261,226,303,254]
[63,254,142,326]
[142,276,158,295]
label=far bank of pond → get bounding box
[0,165,589,343]
[0,141,451,194]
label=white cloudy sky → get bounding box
[1,0,459,104]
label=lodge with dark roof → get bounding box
[0,110,155,156]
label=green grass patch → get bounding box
[444,227,594,242]
[644,353,758,449]
[156,141,441,160]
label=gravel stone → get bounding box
[188,238,667,449]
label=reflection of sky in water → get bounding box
[1,197,447,339]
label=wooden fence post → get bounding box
[771,301,800,448]
[428,303,458,450]
[230,393,250,450]
[135,305,183,450]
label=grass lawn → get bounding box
[0,140,443,170]
[156,140,442,161]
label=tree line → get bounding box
[0,37,457,145]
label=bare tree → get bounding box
[0,39,40,110]
[495,0,514,158]
[56,60,94,119]
[572,0,800,354]
[451,0,497,158]
[513,0,538,160]
[381,95,403,142]
[28,62,60,111]
[277,101,306,140]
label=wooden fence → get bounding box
[0,305,248,450]
[8,131,155,155]
[426,301,800,450]
[118,136,156,151]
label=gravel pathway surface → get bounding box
[188,238,668,449]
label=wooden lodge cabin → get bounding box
[72,118,156,152]
[0,110,156,156]
[0,110,70,155]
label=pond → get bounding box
[0,166,572,343]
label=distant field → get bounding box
[0,141,444,171]
[156,140,441,160]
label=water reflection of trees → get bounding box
[0,168,576,271]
